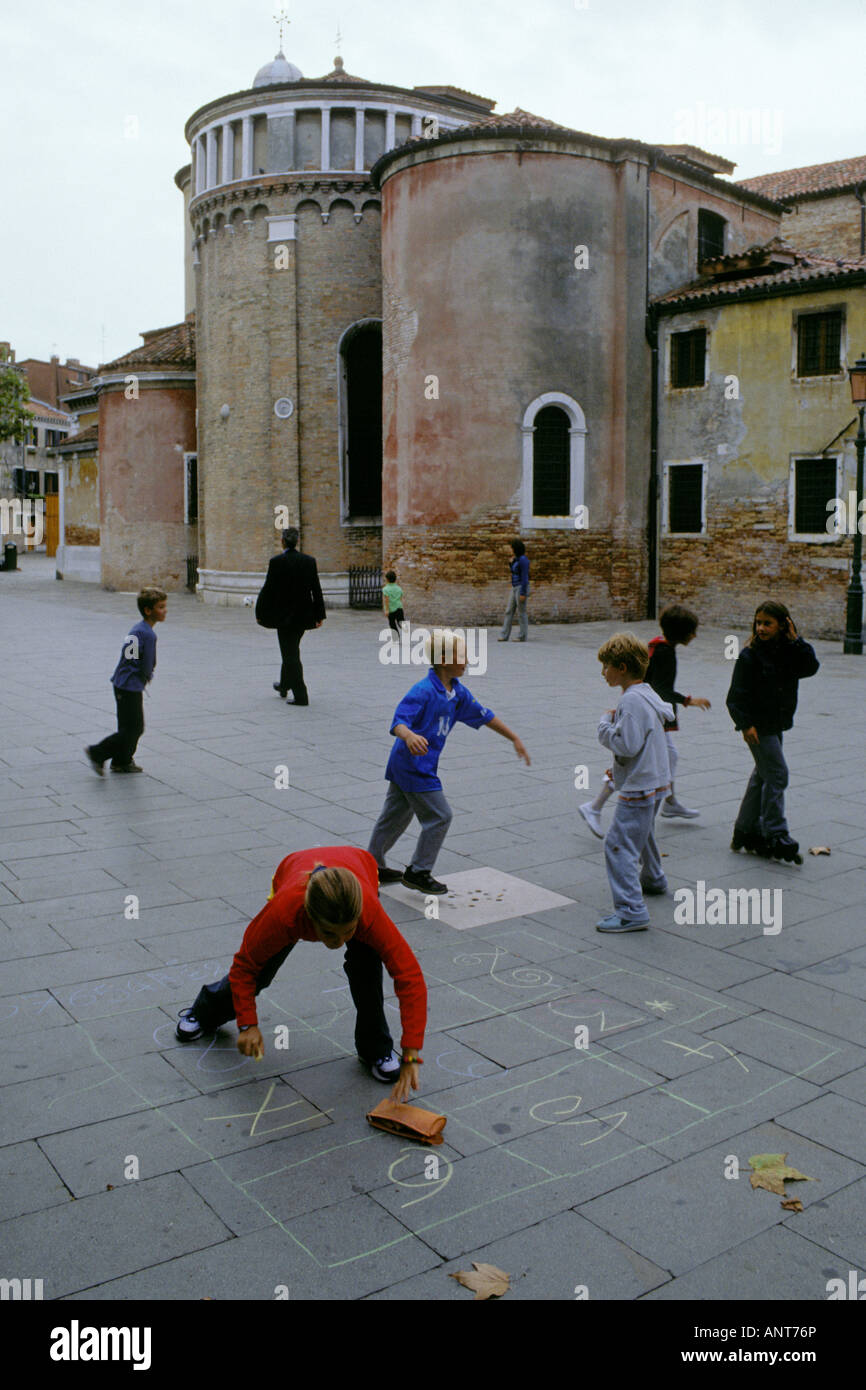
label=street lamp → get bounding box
[843,353,866,654]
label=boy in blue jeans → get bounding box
[369,628,530,895]
[85,586,167,774]
[595,633,674,933]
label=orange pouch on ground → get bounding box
[366,1098,447,1146]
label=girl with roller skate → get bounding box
[726,600,819,865]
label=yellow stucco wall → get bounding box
[659,281,866,638]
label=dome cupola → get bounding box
[253,50,303,87]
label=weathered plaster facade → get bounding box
[657,278,866,638]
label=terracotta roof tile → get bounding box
[654,246,866,310]
[101,318,196,372]
[56,423,98,449]
[738,155,866,202]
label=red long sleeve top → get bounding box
[227,846,427,1050]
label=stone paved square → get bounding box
[1,564,866,1304]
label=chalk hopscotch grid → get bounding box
[0,944,842,1279]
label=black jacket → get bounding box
[255,549,326,631]
[646,637,685,731]
[726,636,819,734]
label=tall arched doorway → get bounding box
[339,320,382,522]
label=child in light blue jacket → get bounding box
[595,633,674,933]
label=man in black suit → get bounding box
[255,528,326,706]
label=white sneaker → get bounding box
[579,802,604,839]
[661,799,700,819]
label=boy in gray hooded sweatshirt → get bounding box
[595,633,675,932]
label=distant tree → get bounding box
[0,367,31,444]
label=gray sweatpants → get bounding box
[500,588,529,641]
[604,791,667,920]
[368,781,453,873]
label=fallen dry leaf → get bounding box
[449,1262,510,1300]
[748,1153,815,1197]
[809,846,831,856]
[781,1199,803,1212]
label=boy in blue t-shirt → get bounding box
[85,586,167,775]
[369,627,530,894]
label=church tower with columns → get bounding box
[178,40,495,604]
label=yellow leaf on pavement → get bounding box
[449,1262,511,1300]
[748,1153,815,1197]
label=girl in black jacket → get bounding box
[726,600,819,863]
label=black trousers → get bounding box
[189,937,393,1063]
[387,608,405,632]
[91,688,144,766]
[276,623,308,702]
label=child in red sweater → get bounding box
[175,846,427,1100]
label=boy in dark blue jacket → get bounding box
[85,587,167,775]
[726,600,819,863]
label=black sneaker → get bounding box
[110,762,143,773]
[366,1049,402,1082]
[84,746,105,776]
[765,837,803,865]
[377,865,404,884]
[176,1008,204,1041]
[285,696,309,707]
[401,867,448,895]
[273,683,287,698]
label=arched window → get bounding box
[521,393,586,528]
[339,321,383,522]
[532,406,570,516]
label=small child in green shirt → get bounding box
[382,570,405,632]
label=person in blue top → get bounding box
[85,586,167,775]
[498,539,530,642]
[369,628,531,894]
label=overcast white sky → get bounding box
[1,0,862,371]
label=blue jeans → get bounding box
[368,781,453,873]
[604,792,667,921]
[734,733,789,841]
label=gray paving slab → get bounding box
[0,1138,71,1220]
[50,957,230,1021]
[422,1047,665,1149]
[0,942,163,996]
[368,1134,670,1260]
[446,1012,575,1068]
[829,1064,866,1105]
[728,972,866,1047]
[578,1120,864,1278]
[0,922,70,960]
[609,1055,823,1160]
[0,990,72,1035]
[786,1174,866,1270]
[3,1172,232,1298]
[66,1210,440,1301]
[774,1091,866,1163]
[366,1207,670,1300]
[705,1011,866,1087]
[155,1077,333,1159]
[641,1225,847,1301]
[38,1108,210,1196]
